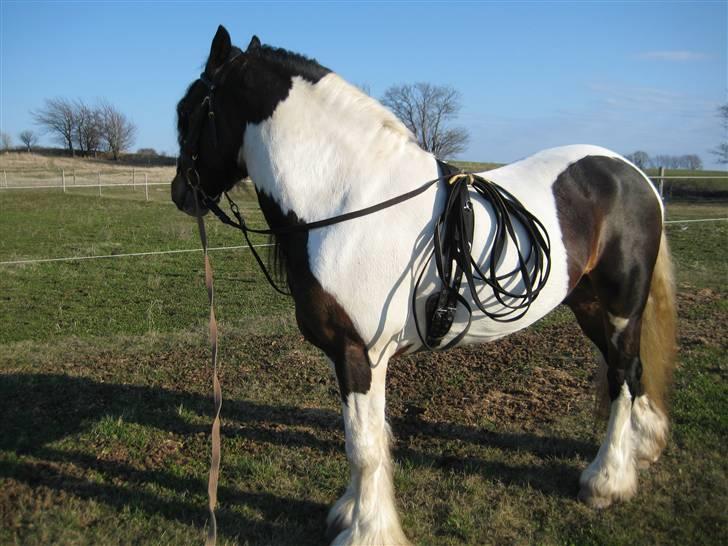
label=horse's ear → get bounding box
[247,35,261,52]
[206,25,232,73]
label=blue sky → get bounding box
[1,1,726,168]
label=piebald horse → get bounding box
[172,26,676,546]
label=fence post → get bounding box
[62,169,66,193]
[73,169,76,185]
[145,173,149,201]
[659,166,665,200]
[132,168,136,191]
[98,171,102,196]
[3,170,6,188]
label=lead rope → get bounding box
[192,190,223,546]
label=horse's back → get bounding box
[445,145,662,346]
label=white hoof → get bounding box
[579,460,637,509]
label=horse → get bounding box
[171,25,677,546]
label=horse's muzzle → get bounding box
[171,174,208,217]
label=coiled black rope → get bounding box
[413,170,551,350]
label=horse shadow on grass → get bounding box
[1,373,596,544]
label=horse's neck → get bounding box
[242,73,437,223]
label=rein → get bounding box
[191,190,223,546]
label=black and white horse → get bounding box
[172,26,676,546]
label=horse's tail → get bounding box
[639,230,678,414]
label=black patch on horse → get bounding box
[242,43,331,124]
[555,155,662,401]
[255,191,372,402]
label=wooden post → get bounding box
[145,173,149,201]
[2,170,6,187]
[132,168,136,191]
[98,171,102,196]
[659,166,665,200]
[62,169,66,193]
[73,169,76,185]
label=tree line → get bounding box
[4,89,725,168]
[625,151,704,170]
[18,97,137,160]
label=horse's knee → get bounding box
[342,393,390,471]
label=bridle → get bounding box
[182,53,244,208]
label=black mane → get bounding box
[255,44,331,84]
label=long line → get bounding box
[664,217,728,224]
[0,182,170,190]
[0,243,275,266]
[651,175,728,179]
[1,218,725,266]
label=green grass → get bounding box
[1,186,726,545]
[0,185,293,344]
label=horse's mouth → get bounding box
[171,174,209,217]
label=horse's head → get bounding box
[171,25,252,215]
[171,25,332,216]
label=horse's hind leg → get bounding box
[326,345,410,546]
[577,231,675,508]
[577,302,642,508]
[565,275,638,508]
[564,277,610,418]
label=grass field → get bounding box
[1,171,726,545]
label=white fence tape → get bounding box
[1,218,725,267]
[0,243,275,266]
[664,217,728,224]
[0,182,170,190]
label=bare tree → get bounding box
[99,101,136,160]
[74,100,102,157]
[682,154,703,170]
[32,97,77,155]
[1,132,12,152]
[19,130,37,152]
[625,150,651,169]
[711,103,728,165]
[381,82,469,158]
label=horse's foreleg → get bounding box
[327,346,410,546]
